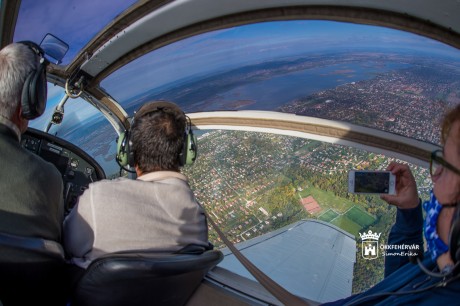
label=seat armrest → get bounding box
[0,232,64,262]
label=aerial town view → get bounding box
[182,130,431,292]
[278,54,458,144]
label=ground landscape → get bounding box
[183,130,431,292]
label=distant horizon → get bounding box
[112,50,452,113]
[101,20,460,104]
[33,48,458,136]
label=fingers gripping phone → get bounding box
[348,170,396,195]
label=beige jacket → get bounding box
[63,171,208,268]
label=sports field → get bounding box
[331,215,362,237]
[346,206,375,227]
[317,205,376,237]
[318,209,338,222]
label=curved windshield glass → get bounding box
[29,83,119,178]
[182,129,430,300]
[13,0,138,65]
[103,20,460,145]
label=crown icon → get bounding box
[359,230,381,241]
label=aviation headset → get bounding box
[18,41,48,120]
[116,101,197,169]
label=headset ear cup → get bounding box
[33,63,47,117]
[21,62,47,120]
[116,132,129,167]
[21,71,35,119]
[127,138,134,167]
[185,133,197,165]
[179,133,186,167]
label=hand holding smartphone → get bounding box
[348,170,396,195]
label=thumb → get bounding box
[381,194,397,206]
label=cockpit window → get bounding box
[13,0,138,65]
[102,20,460,146]
[182,129,431,298]
[29,83,119,178]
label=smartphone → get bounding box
[348,170,396,195]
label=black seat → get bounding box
[70,249,224,306]
[0,232,67,306]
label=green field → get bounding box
[331,215,362,237]
[324,206,376,237]
[318,209,339,222]
[345,206,375,227]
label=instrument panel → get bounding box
[21,128,106,213]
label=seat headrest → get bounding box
[71,250,223,306]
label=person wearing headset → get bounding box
[324,104,460,305]
[63,101,210,269]
[0,42,63,243]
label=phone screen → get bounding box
[354,171,391,194]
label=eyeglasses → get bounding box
[430,149,460,177]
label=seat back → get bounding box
[71,249,224,306]
[0,232,67,306]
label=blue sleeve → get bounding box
[384,201,423,277]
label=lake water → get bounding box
[215,61,410,111]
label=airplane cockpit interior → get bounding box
[1,0,460,305]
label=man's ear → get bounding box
[135,165,143,177]
[15,104,29,133]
